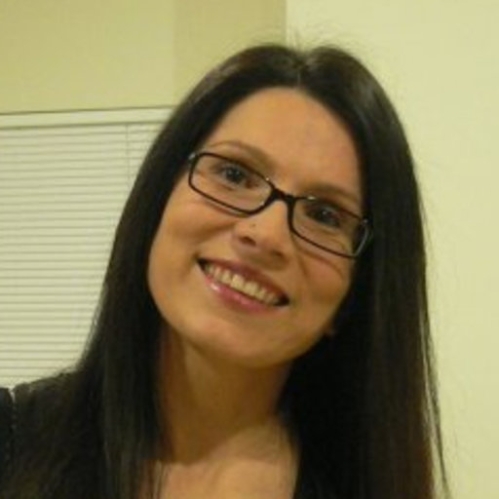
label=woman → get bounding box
[0,44,448,499]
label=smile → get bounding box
[200,260,288,307]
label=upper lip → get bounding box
[198,258,290,304]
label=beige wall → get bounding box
[0,0,285,112]
[287,1,499,499]
[172,0,285,100]
[0,0,176,111]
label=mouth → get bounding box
[198,259,289,307]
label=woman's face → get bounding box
[148,88,362,371]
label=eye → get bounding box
[217,163,249,185]
[208,157,262,189]
[303,200,345,230]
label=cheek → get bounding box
[147,196,192,298]
[152,193,206,253]
[304,258,354,324]
[157,181,230,243]
[147,190,227,295]
[148,213,195,284]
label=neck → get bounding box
[156,328,293,464]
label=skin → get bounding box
[147,88,362,499]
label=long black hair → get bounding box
[3,44,448,499]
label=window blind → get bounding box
[0,108,168,388]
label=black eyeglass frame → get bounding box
[186,151,372,259]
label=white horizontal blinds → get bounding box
[0,109,167,388]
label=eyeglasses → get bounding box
[187,151,372,259]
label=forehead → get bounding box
[201,88,362,207]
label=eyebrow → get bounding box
[207,139,273,168]
[205,139,363,212]
[305,183,363,213]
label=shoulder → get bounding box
[10,375,70,459]
[13,375,67,417]
[0,387,14,484]
[0,387,13,432]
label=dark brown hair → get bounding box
[2,44,448,499]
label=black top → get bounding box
[0,387,13,485]
[0,379,336,499]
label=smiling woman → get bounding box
[0,44,449,499]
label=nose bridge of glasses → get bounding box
[244,183,295,236]
[260,182,297,214]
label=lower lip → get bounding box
[203,271,281,313]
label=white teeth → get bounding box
[221,269,232,285]
[213,266,223,281]
[204,263,282,306]
[231,274,245,292]
[243,280,258,296]
[255,287,267,302]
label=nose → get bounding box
[231,201,294,266]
